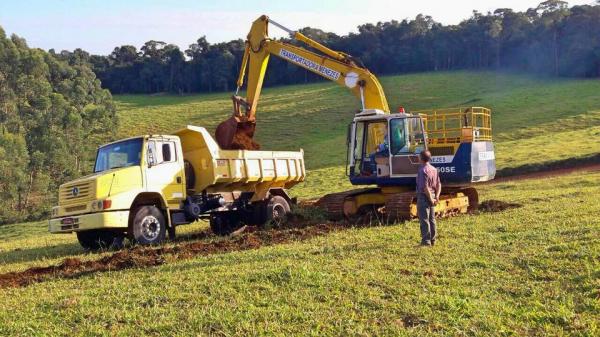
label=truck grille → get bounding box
[59,181,94,204]
[65,204,87,213]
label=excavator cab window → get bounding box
[348,120,387,177]
[389,117,426,155]
[407,117,427,153]
[389,119,408,155]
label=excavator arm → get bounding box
[215,15,390,149]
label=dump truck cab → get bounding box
[49,126,305,249]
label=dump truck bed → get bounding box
[175,126,305,197]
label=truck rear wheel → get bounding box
[210,212,242,235]
[76,230,117,250]
[265,196,290,227]
[130,206,166,245]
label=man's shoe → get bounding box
[420,241,431,246]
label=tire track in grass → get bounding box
[6,157,594,289]
[0,224,339,289]
[0,198,523,289]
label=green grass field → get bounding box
[1,170,598,335]
[0,71,599,336]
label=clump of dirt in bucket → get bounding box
[230,132,260,150]
[228,122,260,150]
[478,200,522,212]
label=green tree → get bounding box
[0,25,117,224]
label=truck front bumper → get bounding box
[49,210,130,233]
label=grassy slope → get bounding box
[0,171,598,335]
[114,71,600,198]
[0,71,599,335]
[114,71,600,167]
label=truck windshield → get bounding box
[94,138,143,173]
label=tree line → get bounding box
[82,1,600,95]
[0,27,116,223]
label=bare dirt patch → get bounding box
[0,223,340,289]
[478,200,522,212]
[399,313,429,327]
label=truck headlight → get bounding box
[90,200,111,211]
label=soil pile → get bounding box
[230,132,260,150]
[0,223,340,289]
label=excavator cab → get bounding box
[347,110,427,187]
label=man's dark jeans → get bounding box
[417,194,436,244]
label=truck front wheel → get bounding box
[76,230,117,250]
[130,206,167,245]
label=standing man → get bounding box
[416,150,441,246]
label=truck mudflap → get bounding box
[49,210,130,233]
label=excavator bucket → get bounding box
[215,95,261,150]
[215,116,239,149]
[215,118,260,150]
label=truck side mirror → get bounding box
[147,147,156,167]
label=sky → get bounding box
[0,0,594,55]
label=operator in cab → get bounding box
[416,150,441,246]
[363,132,385,175]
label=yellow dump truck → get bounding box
[49,125,305,249]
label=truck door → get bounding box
[389,117,427,177]
[146,138,185,207]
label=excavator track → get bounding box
[384,191,417,221]
[442,186,479,212]
[316,187,478,222]
[315,188,376,221]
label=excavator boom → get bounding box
[215,15,389,149]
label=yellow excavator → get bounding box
[215,15,496,220]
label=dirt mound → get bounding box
[0,223,340,289]
[230,132,260,150]
[228,122,260,150]
[478,200,522,212]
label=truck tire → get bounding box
[210,212,242,235]
[130,206,167,245]
[76,230,116,250]
[265,196,290,227]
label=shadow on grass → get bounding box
[0,242,83,266]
